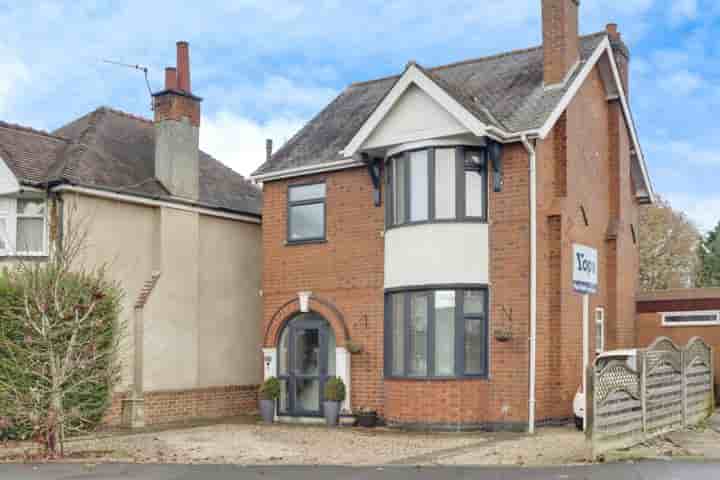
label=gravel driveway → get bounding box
[0,419,592,466]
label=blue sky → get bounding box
[0,0,718,231]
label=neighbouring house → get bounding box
[0,42,263,427]
[252,0,654,431]
[637,288,720,389]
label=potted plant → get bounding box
[355,407,378,428]
[259,377,280,423]
[323,377,346,427]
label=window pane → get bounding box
[409,292,429,376]
[465,168,484,218]
[278,328,289,376]
[289,183,325,202]
[392,294,405,376]
[464,290,486,316]
[327,328,336,377]
[394,159,407,224]
[289,203,324,241]
[409,150,429,222]
[17,199,45,216]
[17,218,43,253]
[595,321,604,352]
[464,317,485,375]
[278,379,290,414]
[434,148,456,219]
[665,313,719,324]
[434,291,455,376]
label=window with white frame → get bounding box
[0,197,48,256]
[595,307,605,353]
[662,311,720,327]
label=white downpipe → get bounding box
[521,135,537,434]
[582,294,590,432]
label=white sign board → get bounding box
[573,244,598,294]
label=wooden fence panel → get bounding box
[589,337,714,458]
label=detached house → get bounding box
[0,43,262,427]
[252,0,654,430]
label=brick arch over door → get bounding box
[264,294,351,348]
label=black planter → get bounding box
[259,399,275,423]
[356,411,378,428]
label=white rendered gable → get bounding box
[0,156,19,195]
[362,85,470,150]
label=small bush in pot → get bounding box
[259,378,280,423]
[323,377,346,427]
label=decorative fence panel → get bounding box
[588,337,714,458]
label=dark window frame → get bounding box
[385,146,488,229]
[384,285,490,380]
[286,181,327,244]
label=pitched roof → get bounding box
[253,32,607,177]
[0,108,261,216]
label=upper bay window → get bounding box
[386,146,487,228]
[0,197,48,256]
[287,182,326,243]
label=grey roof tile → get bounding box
[0,107,261,216]
[254,32,608,176]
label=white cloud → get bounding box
[658,70,704,95]
[665,192,720,233]
[200,111,305,177]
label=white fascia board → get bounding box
[52,185,261,224]
[343,64,495,158]
[537,37,654,203]
[250,158,365,183]
[0,156,20,195]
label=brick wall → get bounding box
[104,385,258,427]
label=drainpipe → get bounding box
[521,134,537,434]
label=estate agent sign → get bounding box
[573,244,598,294]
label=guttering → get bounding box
[250,158,364,183]
[52,185,261,224]
[520,134,537,435]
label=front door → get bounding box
[278,314,335,417]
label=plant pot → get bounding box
[259,399,275,424]
[324,401,341,427]
[356,411,377,428]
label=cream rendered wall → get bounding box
[363,85,469,150]
[64,193,157,391]
[384,223,490,289]
[198,215,262,387]
[143,207,200,391]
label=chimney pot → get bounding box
[164,67,178,91]
[266,139,273,162]
[606,23,620,40]
[177,41,191,92]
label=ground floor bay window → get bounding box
[384,287,489,378]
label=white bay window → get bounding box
[0,197,48,256]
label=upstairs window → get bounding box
[0,197,48,256]
[287,182,326,243]
[387,146,487,227]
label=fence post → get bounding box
[681,348,688,429]
[640,350,647,435]
[586,363,594,440]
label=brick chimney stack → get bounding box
[606,23,630,96]
[152,41,202,200]
[542,0,580,87]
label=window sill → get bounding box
[0,254,49,260]
[384,375,489,382]
[285,238,328,247]
[386,218,488,231]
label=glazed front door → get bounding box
[278,314,334,417]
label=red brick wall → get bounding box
[104,385,258,427]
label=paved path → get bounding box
[0,462,718,479]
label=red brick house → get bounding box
[251,0,654,431]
